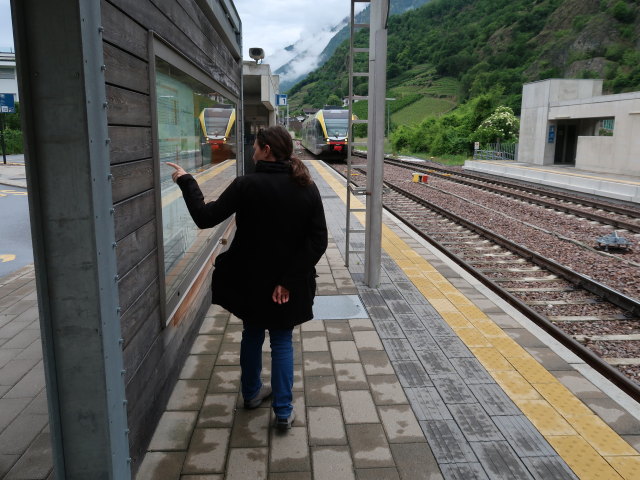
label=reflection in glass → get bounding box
[155,58,237,309]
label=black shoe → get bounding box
[275,409,295,431]
[244,385,272,409]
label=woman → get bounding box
[167,125,328,431]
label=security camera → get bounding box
[249,48,264,63]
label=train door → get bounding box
[554,123,577,165]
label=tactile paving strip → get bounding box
[310,160,640,480]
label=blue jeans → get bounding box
[240,323,294,418]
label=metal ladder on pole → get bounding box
[345,0,370,268]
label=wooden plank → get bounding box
[116,219,157,277]
[111,158,154,203]
[101,0,148,60]
[113,189,155,240]
[120,278,161,344]
[103,42,150,94]
[107,0,240,95]
[117,250,159,314]
[106,85,151,126]
[123,305,162,385]
[109,126,153,164]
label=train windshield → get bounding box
[203,108,232,137]
[324,111,349,138]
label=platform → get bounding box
[463,160,640,204]
[2,159,640,479]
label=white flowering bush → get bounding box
[473,106,520,144]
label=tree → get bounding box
[326,94,342,107]
[473,105,519,144]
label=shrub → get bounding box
[472,106,520,144]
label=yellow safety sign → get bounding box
[0,254,16,263]
[0,189,28,197]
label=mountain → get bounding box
[287,0,640,115]
[276,0,433,92]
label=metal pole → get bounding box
[364,0,389,287]
[0,114,6,164]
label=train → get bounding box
[199,105,236,163]
[300,108,352,158]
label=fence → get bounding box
[473,143,518,161]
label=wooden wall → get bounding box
[100,0,241,468]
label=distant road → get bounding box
[0,186,33,278]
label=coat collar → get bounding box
[255,160,292,174]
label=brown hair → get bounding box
[256,125,312,186]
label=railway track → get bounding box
[327,158,640,400]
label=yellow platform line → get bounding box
[310,160,640,480]
[162,160,235,207]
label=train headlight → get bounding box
[326,138,330,144]
[223,137,227,142]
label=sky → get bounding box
[0,1,364,74]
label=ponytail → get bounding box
[290,155,312,186]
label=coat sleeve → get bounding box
[280,183,328,290]
[176,174,239,229]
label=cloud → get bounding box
[236,0,366,69]
[0,0,14,50]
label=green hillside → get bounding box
[288,0,640,121]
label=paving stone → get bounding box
[0,397,30,431]
[346,423,394,468]
[22,391,48,415]
[432,376,476,404]
[1,330,40,350]
[303,351,333,376]
[302,331,329,352]
[368,375,407,405]
[308,406,347,446]
[229,406,269,447]
[526,347,574,372]
[468,384,522,416]
[3,431,52,480]
[167,380,208,411]
[448,403,504,442]
[360,350,395,375]
[406,331,439,352]
[439,463,489,480]
[180,475,223,479]
[417,350,457,376]
[580,397,640,435]
[405,387,452,421]
[503,329,547,348]
[0,455,19,479]
[222,324,243,343]
[433,336,473,358]
[367,305,395,321]
[197,394,236,428]
[348,318,374,331]
[419,317,456,337]
[270,426,311,472]
[208,366,240,393]
[373,319,405,339]
[148,411,197,451]
[311,446,356,480]
[293,364,304,391]
[292,394,307,427]
[394,282,429,305]
[355,467,400,480]
[2,362,45,399]
[378,405,424,443]
[305,375,339,406]
[340,390,379,424]
[395,314,425,331]
[382,339,418,361]
[393,360,432,388]
[352,330,384,351]
[493,415,558,457]
[135,451,185,480]
[387,300,415,316]
[519,456,578,480]
[420,419,478,464]
[329,341,360,362]
[335,363,368,390]
[360,291,386,307]
[14,339,43,361]
[199,314,228,335]
[225,447,268,480]
[449,357,495,384]
[378,286,405,302]
[180,355,216,380]
[470,441,534,480]
[0,349,20,369]
[553,371,607,399]
[216,343,240,365]
[0,357,41,386]
[190,335,222,355]
[182,428,231,474]
[325,321,354,341]
[301,319,325,332]
[269,472,311,480]
[390,443,443,480]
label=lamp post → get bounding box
[385,97,395,137]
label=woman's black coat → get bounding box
[176,160,328,329]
